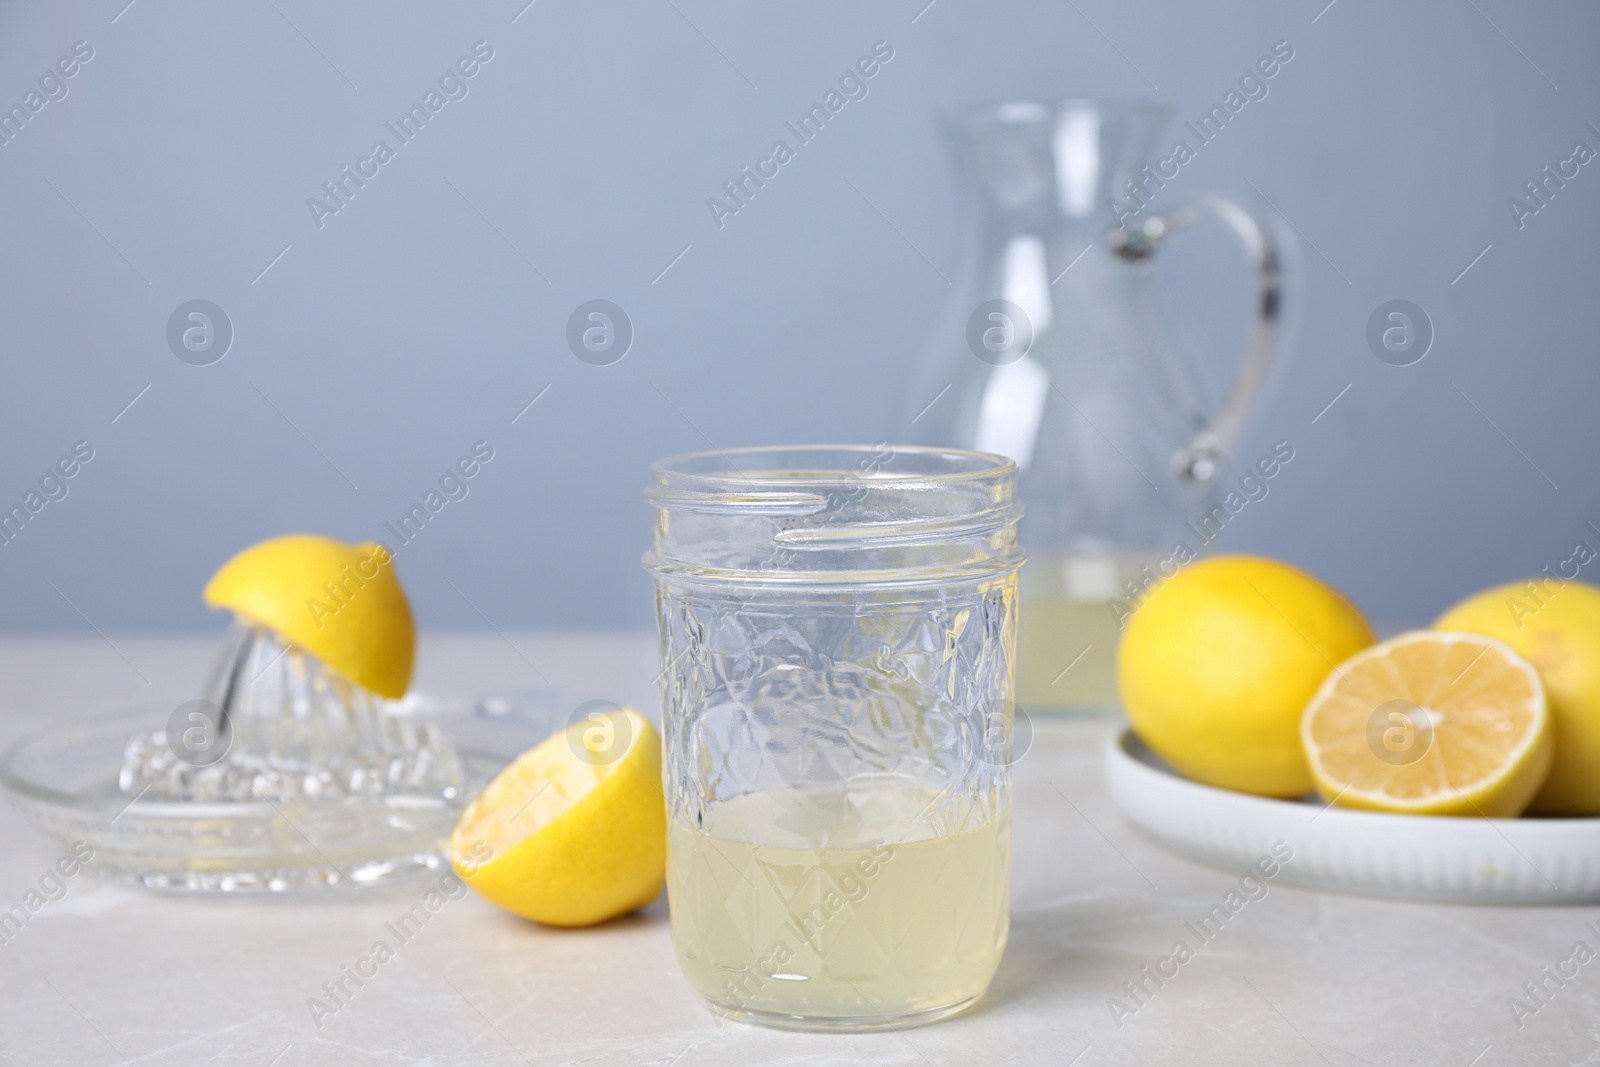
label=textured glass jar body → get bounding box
[644,446,1024,1032]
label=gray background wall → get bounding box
[1,0,1596,635]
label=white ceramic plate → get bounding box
[1104,728,1600,904]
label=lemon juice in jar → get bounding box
[666,777,1010,1028]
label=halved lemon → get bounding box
[203,533,413,698]
[1301,631,1552,816]
[450,706,666,927]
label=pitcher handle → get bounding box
[1109,195,1285,482]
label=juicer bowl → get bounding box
[0,702,539,894]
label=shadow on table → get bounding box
[461,885,670,939]
[964,895,1153,1020]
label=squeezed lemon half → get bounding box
[450,707,666,927]
[203,533,414,698]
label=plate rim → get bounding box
[1104,726,1600,840]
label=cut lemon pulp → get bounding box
[450,707,666,927]
[1301,631,1552,817]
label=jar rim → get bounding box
[644,444,1023,588]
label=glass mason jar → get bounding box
[644,445,1025,1032]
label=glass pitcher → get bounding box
[898,99,1289,716]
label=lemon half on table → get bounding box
[450,707,666,927]
[1301,631,1552,817]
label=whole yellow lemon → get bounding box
[1435,578,1600,814]
[1118,555,1375,796]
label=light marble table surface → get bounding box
[1,633,1596,1066]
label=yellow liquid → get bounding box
[667,779,1009,1027]
[1016,551,1159,714]
[1016,596,1123,711]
